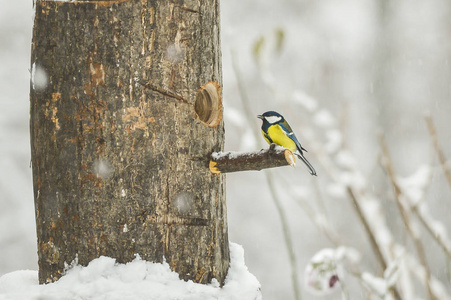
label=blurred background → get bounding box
[1,0,451,299]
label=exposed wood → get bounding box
[210,144,296,174]
[30,0,229,285]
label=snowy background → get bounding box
[1,0,451,299]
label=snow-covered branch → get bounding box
[209,144,296,174]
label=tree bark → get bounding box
[30,0,229,285]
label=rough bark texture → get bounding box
[30,0,229,285]
[210,147,296,174]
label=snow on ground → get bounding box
[0,243,261,300]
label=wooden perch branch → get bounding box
[209,144,296,174]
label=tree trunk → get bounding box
[30,0,229,285]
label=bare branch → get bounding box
[265,170,302,300]
[411,203,451,260]
[379,134,438,300]
[425,115,451,189]
[209,144,296,174]
[141,81,189,104]
[346,187,388,271]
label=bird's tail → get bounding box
[295,152,317,176]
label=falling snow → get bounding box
[3,1,451,299]
[31,63,48,91]
[92,159,114,180]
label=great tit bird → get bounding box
[258,111,317,176]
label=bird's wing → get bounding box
[279,120,308,153]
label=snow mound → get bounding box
[0,243,261,300]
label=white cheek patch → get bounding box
[265,116,282,124]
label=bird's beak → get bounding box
[257,115,263,119]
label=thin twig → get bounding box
[291,187,342,246]
[312,179,339,242]
[231,51,261,138]
[266,170,302,300]
[141,81,189,103]
[425,115,451,188]
[411,203,451,260]
[379,134,438,300]
[346,187,388,271]
[422,115,451,259]
[346,186,402,300]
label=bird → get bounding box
[257,111,317,176]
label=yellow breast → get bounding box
[264,125,297,152]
